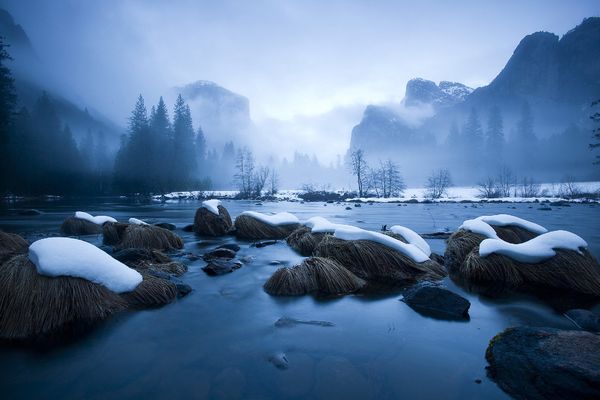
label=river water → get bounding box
[1,198,599,399]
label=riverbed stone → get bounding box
[401,285,470,320]
[486,327,600,400]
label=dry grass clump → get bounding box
[60,217,103,236]
[134,261,188,277]
[264,257,365,296]
[234,214,300,240]
[103,222,183,251]
[194,205,233,236]
[0,254,126,340]
[119,273,178,308]
[445,225,540,274]
[314,235,446,284]
[0,231,28,264]
[462,246,600,296]
[286,226,328,256]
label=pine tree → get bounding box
[516,101,537,168]
[172,95,196,188]
[463,108,484,157]
[589,99,600,165]
[485,106,504,165]
[195,125,206,174]
[0,38,16,192]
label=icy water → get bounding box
[0,199,599,400]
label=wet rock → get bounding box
[354,203,361,207]
[401,285,470,320]
[564,309,600,332]
[268,352,289,370]
[486,327,600,400]
[202,258,242,276]
[345,207,352,210]
[275,317,335,328]
[251,240,277,248]
[269,260,282,265]
[537,206,552,211]
[154,222,176,231]
[18,209,42,216]
[203,248,236,261]
[182,224,195,232]
[174,282,192,297]
[215,243,240,252]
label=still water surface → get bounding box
[1,199,599,399]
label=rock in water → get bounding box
[275,317,335,328]
[401,285,470,320]
[202,258,242,276]
[268,352,289,370]
[183,224,195,232]
[486,327,600,400]
[564,309,600,332]
[203,248,237,261]
[215,243,240,252]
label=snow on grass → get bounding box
[333,226,430,263]
[128,217,148,225]
[240,211,300,226]
[75,211,117,225]
[459,218,500,239]
[479,230,588,263]
[304,216,356,233]
[202,199,222,215]
[389,225,431,256]
[476,214,547,234]
[28,237,142,293]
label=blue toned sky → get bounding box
[1,0,598,160]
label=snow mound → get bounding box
[128,217,148,225]
[28,237,142,293]
[479,230,588,263]
[305,216,356,233]
[240,211,299,226]
[202,199,222,215]
[75,211,117,225]
[333,226,430,263]
[459,218,500,239]
[476,214,547,234]
[389,225,431,256]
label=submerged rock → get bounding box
[564,309,600,332]
[268,352,289,370]
[275,317,335,328]
[401,285,470,320]
[203,248,236,261]
[18,209,42,216]
[251,240,278,248]
[112,248,172,266]
[216,243,241,252]
[182,224,195,232]
[486,327,600,400]
[202,258,242,276]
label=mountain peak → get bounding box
[405,78,472,107]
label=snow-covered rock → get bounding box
[479,230,588,263]
[75,211,117,225]
[28,237,142,293]
[304,216,356,233]
[476,214,547,234]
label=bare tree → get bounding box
[234,146,255,198]
[558,175,582,199]
[268,167,279,195]
[425,169,452,199]
[477,176,500,198]
[252,166,269,197]
[495,166,515,197]
[372,159,406,198]
[349,148,368,197]
[518,177,541,197]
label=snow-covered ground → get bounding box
[153,181,600,203]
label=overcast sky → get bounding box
[1,0,598,161]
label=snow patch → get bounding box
[476,214,547,234]
[389,225,432,256]
[75,211,117,225]
[202,199,222,215]
[304,216,357,233]
[479,230,588,263]
[459,218,500,239]
[240,211,299,226]
[28,237,142,293]
[333,227,430,263]
[128,217,148,225]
